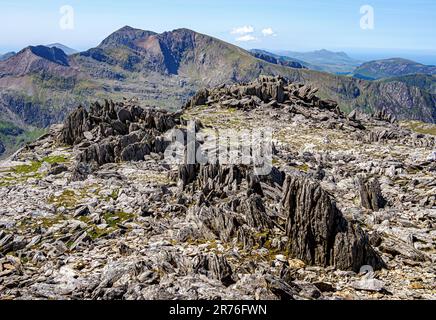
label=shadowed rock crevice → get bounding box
[192,253,236,287]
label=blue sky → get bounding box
[1,0,435,63]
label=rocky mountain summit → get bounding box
[0,76,435,300]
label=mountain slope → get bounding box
[275,49,362,74]
[379,74,436,95]
[354,58,436,80]
[77,26,274,84]
[0,46,72,77]
[293,69,436,122]
[0,45,92,157]
[0,26,435,156]
[0,45,83,125]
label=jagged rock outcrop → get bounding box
[60,100,178,146]
[59,99,180,179]
[185,76,340,113]
[179,163,244,193]
[367,128,400,143]
[372,109,397,123]
[184,88,209,109]
[265,275,301,300]
[242,194,274,230]
[60,106,90,145]
[178,163,199,188]
[362,126,436,148]
[281,175,382,271]
[182,164,275,244]
[180,162,381,272]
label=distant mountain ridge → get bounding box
[0,52,16,61]
[0,26,435,156]
[273,49,362,74]
[249,49,306,69]
[353,58,436,80]
[0,45,73,77]
[46,43,78,55]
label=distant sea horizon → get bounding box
[345,49,436,65]
[259,47,436,66]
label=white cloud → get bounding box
[262,28,277,37]
[231,25,254,35]
[235,34,257,42]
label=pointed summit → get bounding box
[0,45,71,77]
[98,26,157,49]
[117,25,137,32]
[28,45,69,66]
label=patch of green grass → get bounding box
[40,215,66,228]
[106,188,120,201]
[10,155,67,176]
[296,163,310,172]
[86,227,113,240]
[103,211,135,228]
[0,155,69,187]
[13,161,43,175]
[42,155,69,164]
[47,189,79,208]
[401,121,436,136]
[47,184,108,211]
[0,175,18,187]
[85,211,134,240]
[0,181,10,187]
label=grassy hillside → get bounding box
[353,58,436,80]
[0,120,46,158]
[379,74,436,95]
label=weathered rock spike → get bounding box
[281,174,383,271]
[358,176,387,212]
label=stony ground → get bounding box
[0,76,435,300]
